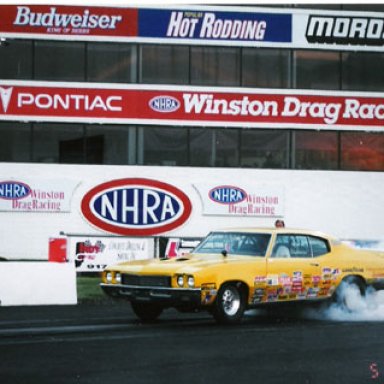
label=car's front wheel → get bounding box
[131,301,163,322]
[212,283,246,325]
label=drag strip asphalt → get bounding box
[1,303,384,384]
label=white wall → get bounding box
[0,163,383,260]
[0,262,77,306]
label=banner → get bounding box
[1,81,384,131]
[0,178,78,212]
[194,183,285,217]
[0,5,137,38]
[68,236,154,272]
[139,8,291,44]
[0,5,383,52]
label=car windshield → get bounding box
[192,232,271,257]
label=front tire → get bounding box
[131,301,163,322]
[212,284,246,325]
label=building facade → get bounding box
[0,4,383,265]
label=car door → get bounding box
[266,234,322,302]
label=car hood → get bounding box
[109,253,256,275]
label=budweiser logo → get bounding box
[0,87,13,113]
[13,6,123,30]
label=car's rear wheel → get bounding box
[334,276,366,312]
[131,301,163,322]
[212,283,246,325]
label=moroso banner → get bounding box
[1,81,384,131]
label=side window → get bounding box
[289,236,311,258]
[271,235,291,258]
[271,235,311,258]
[308,236,330,257]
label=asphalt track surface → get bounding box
[0,302,384,384]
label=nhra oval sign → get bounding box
[209,185,247,205]
[149,95,180,113]
[0,181,31,200]
[81,178,192,236]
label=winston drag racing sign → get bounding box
[1,82,384,131]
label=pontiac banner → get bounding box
[1,81,384,131]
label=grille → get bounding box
[122,274,171,288]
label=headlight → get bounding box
[106,272,113,283]
[187,276,195,288]
[177,275,184,287]
[115,273,121,284]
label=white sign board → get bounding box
[194,183,285,217]
[0,178,79,212]
[68,236,155,272]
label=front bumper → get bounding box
[100,283,202,306]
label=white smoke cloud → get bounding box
[304,284,384,322]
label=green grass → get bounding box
[77,275,109,303]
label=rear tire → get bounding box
[334,277,366,312]
[131,302,163,322]
[212,284,246,325]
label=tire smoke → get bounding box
[305,284,384,322]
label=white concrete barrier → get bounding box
[0,262,77,306]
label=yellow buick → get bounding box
[101,228,384,324]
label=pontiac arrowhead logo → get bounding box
[0,87,13,113]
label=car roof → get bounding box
[212,227,335,240]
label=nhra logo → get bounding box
[149,96,180,113]
[209,186,247,205]
[0,181,31,200]
[306,15,384,46]
[81,178,192,236]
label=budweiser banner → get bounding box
[0,5,137,38]
[1,81,384,131]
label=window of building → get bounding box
[138,126,188,166]
[0,122,31,162]
[191,46,240,86]
[342,52,384,91]
[34,41,85,81]
[0,39,33,79]
[86,125,134,165]
[341,132,384,171]
[32,123,85,163]
[87,43,137,83]
[242,48,290,88]
[140,45,189,84]
[294,50,340,89]
[294,130,338,169]
[190,128,240,167]
[240,130,289,168]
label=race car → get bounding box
[100,228,384,324]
